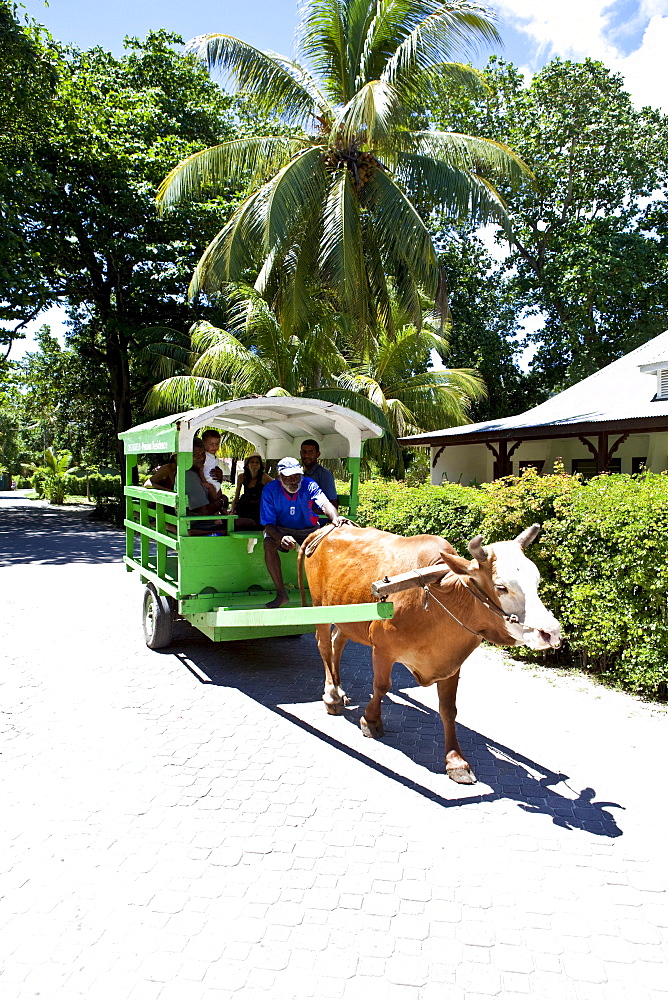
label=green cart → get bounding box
[119,397,394,648]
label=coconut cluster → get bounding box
[324,147,380,190]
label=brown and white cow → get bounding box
[299,523,561,783]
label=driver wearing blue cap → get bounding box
[261,456,343,608]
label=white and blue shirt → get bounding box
[260,477,328,529]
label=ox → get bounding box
[298,523,561,783]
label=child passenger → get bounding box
[200,429,224,502]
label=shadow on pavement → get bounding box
[0,497,126,566]
[167,620,624,839]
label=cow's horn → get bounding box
[515,523,541,550]
[468,534,487,562]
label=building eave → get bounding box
[398,414,668,449]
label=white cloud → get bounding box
[617,14,668,108]
[494,0,668,110]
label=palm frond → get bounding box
[362,168,438,296]
[145,376,233,417]
[265,52,334,119]
[393,151,512,232]
[264,145,328,247]
[157,137,310,210]
[397,60,490,110]
[296,0,351,103]
[410,130,533,187]
[189,180,274,298]
[381,2,500,86]
[319,169,368,321]
[303,385,400,463]
[330,78,403,146]
[185,33,320,125]
[361,211,392,335]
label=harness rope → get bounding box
[414,568,547,638]
[301,518,359,558]
[301,524,548,640]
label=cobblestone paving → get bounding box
[1,495,667,1000]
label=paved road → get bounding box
[1,494,667,1000]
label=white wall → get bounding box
[431,431,666,484]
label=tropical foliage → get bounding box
[144,287,484,472]
[430,56,668,394]
[158,0,532,335]
[23,446,77,505]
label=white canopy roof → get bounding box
[120,396,384,458]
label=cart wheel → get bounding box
[143,584,173,649]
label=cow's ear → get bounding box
[515,523,541,550]
[438,550,473,577]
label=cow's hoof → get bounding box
[446,765,477,784]
[360,716,384,738]
[324,701,343,716]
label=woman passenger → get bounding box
[231,453,272,526]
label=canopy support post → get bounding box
[347,456,361,520]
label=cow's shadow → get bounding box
[169,624,624,839]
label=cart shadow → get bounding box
[170,624,624,839]
[0,500,125,566]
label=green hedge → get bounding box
[356,471,668,700]
[30,471,122,505]
[63,473,123,502]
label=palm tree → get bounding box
[336,322,485,438]
[158,1,531,335]
[145,291,483,471]
[144,287,350,412]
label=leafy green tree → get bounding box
[6,30,241,458]
[7,326,117,469]
[433,228,537,419]
[430,57,668,392]
[158,0,531,336]
[0,1,58,353]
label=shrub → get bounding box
[62,473,122,503]
[30,470,49,499]
[43,477,67,505]
[356,479,487,552]
[541,472,668,698]
[355,471,668,700]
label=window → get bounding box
[572,458,621,478]
[519,460,544,474]
[659,370,668,399]
[632,456,647,474]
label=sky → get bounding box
[11,0,668,359]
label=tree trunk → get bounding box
[106,341,133,485]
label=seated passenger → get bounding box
[231,453,273,526]
[186,443,256,535]
[261,456,343,608]
[186,442,229,535]
[299,438,338,515]
[145,455,176,490]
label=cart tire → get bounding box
[143,584,173,649]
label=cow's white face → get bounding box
[487,541,561,650]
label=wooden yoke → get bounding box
[371,564,451,600]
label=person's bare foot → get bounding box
[265,592,289,609]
